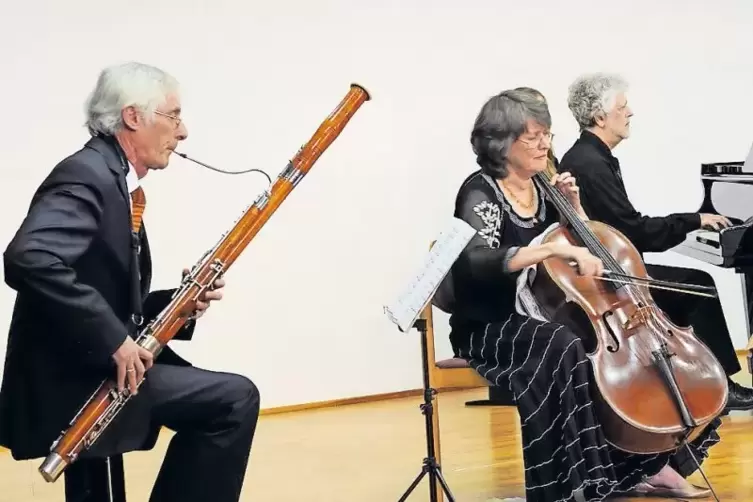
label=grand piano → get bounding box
[672,147,753,372]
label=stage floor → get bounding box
[2,387,752,501]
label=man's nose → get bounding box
[176,121,188,141]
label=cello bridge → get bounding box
[624,306,652,330]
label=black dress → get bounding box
[447,170,722,502]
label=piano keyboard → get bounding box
[674,221,753,268]
[674,229,725,266]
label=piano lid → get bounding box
[698,142,753,221]
[707,177,753,221]
[701,141,753,182]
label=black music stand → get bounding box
[383,217,477,502]
[396,316,456,502]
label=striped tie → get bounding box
[130,186,147,234]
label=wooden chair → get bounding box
[423,239,489,393]
[64,454,127,502]
[419,281,491,502]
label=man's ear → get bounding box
[592,110,607,129]
[121,105,141,131]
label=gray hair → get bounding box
[567,73,628,130]
[84,62,180,137]
[470,89,551,178]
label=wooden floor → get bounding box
[2,386,753,502]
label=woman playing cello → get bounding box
[447,88,721,500]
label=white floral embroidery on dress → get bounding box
[472,200,501,249]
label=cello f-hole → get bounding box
[602,311,621,352]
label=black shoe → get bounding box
[724,378,753,412]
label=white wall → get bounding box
[1,0,752,409]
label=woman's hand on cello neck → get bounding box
[550,171,588,220]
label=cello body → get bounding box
[529,218,728,454]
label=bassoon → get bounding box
[38,83,371,482]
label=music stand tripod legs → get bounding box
[398,318,457,502]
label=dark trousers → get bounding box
[147,364,260,502]
[647,264,741,375]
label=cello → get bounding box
[527,171,728,460]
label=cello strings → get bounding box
[536,173,655,303]
[547,183,666,353]
[536,179,669,365]
[534,173,668,354]
[537,175,639,289]
[536,175,717,428]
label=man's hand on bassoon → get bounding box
[112,338,153,394]
[182,268,226,319]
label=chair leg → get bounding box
[465,385,515,406]
[432,393,444,502]
[64,455,127,502]
[107,455,127,502]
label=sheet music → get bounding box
[384,217,476,333]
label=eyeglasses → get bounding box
[518,131,554,149]
[155,110,183,128]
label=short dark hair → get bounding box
[514,86,546,103]
[470,89,551,178]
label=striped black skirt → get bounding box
[459,313,722,501]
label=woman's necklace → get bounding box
[501,179,535,209]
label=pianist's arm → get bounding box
[570,161,701,253]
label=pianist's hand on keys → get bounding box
[700,213,733,231]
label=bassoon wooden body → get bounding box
[39,83,371,482]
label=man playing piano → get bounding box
[558,72,753,412]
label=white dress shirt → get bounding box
[125,162,140,204]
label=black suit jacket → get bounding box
[0,135,195,460]
[559,130,700,253]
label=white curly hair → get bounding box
[567,73,629,130]
[84,62,180,137]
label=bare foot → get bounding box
[645,465,693,490]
